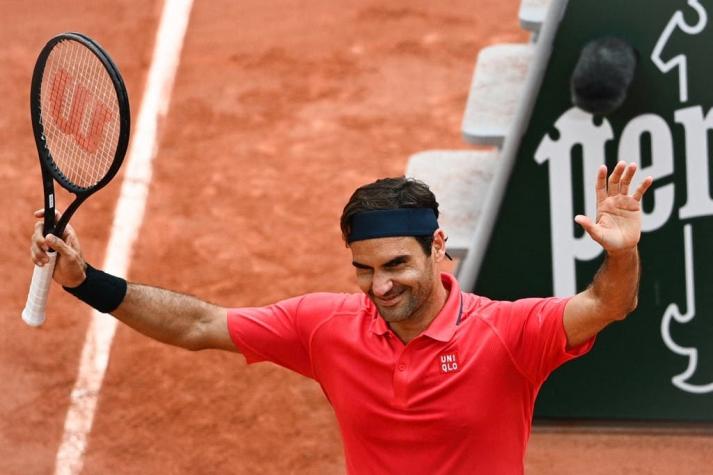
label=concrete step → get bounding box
[405,149,499,269]
[461,43,535,147]
[520,0,551,33]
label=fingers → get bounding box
[618,162,637,195]
[604,161,653,200]
[61,222,75,241]
[31,233,73,267]
[30,221,50,266]
[574,215,604,245]
[574,214,591,228]
[35,233,86,287]
[45,234,73,256]
[62,223,82,251]
[595,165,607,204]
[607,161,627,195]
[43,233,81,270]
[632,175,654,201]
[33,208,62,220]
[33,209,77,243]
[30,209,80,267]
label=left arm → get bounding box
[563,161,653,348]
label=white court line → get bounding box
[53,1,194,473]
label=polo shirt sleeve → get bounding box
[227,295,315,379]
[494,297,595,384]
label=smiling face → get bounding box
[350,231,447,326]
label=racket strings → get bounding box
[40,39,121,189]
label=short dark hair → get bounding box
[340,177,440,255]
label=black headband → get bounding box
[347,208,439,243]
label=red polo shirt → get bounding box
[227,274,593,474]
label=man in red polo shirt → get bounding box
[32,161,651,474]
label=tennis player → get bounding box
[30,161,651,474]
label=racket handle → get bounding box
[22,251,57,327]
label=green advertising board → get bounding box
[461,0,713,421]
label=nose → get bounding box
[371,271,394,297]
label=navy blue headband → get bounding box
[347,208,439,243]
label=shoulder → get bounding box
[227,292,369,347]
[292,292,372,343]
[460,293,568,325]
[459,292,504,322]
[297,292,367,315]
[291,292,370,326]
[227,292,367,331]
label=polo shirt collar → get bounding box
[368,273,463,342]
[422,273,462,342]
[369,314,390,336]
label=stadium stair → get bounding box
[405,150,498,273]
[519,0,552,33]
[461,43,535,147]
[405,0,547,278]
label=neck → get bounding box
[389,279,449,344]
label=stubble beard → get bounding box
[374,268,435,323]
[375,288,418,322]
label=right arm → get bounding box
[30,211,237,352]
[113,283,236,352]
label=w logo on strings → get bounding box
[48,68,113,154]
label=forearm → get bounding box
[112,283,227,351]
[565,161,651,347]
[587,247,640,321]
[564,247,640,347]
[33,225,233,351]
[63,264,231,351]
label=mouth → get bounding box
[375,290,404,308]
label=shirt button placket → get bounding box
[393,351,410,407]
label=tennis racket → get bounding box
[22,33,130,327]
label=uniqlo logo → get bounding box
[439,352,460,374]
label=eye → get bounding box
[384,258,408,269]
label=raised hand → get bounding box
[574,161,653,255]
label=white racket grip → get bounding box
[22,251,57,327]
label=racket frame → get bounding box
[30,32,131,238]
[22,32,130,326]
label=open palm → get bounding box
[575,161,653,254]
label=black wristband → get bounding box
[63,264,128,314]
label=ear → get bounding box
[431,229,448,262]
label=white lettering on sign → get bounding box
[617,113,675,231]
[653,2,713,395]
[534,107,610,296]
[675,106,713,219]
[533,1,713,397]
[660,224,713,393]
[536,103,713,393]
[651,0,707,102]
[535,105,713,298]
